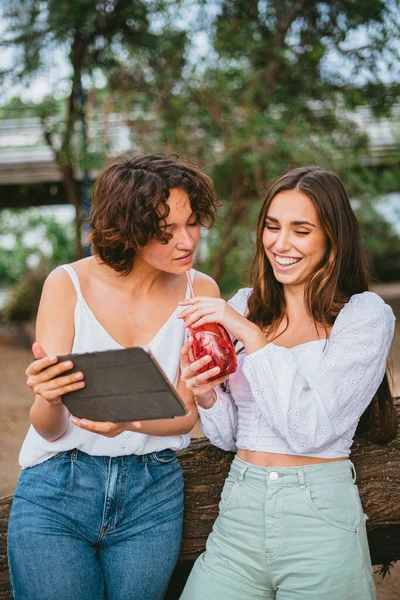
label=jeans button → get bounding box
[269,471,279,481]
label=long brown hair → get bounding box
[248,166,397,443]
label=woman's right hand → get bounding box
[26,342,85,405]
[180,336,228,408]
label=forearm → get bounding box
[132,410,198,436]
[237,320,268,355]
[30,395,70,442]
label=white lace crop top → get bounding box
[197,289,395,458]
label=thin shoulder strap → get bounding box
[59,264,83,297]
[185,268,196,299]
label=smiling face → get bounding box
[262,190,328,290]
[139,187,201,274]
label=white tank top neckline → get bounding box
[18,265,195,468]
[62,263,188,352]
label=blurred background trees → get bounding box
[1,0,400,317]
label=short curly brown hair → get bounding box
[89,154,220,274]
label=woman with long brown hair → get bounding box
[178,166,396,599]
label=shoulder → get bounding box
[228,287,253,316]
[36,265,79,353]
[345,291,394,320]
[193,270,220,298]
[38,267,77,322]
[334,291,395,337]
[43,258,93,294]
[42,265,75,295]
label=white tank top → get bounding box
[19,265,195,468]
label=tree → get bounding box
[1,1,400,287]
[0,0,190,257]
[0,209,76,323]
[144,0,400,291]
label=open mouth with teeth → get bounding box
[274,254,303,268]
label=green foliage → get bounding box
[355,199,400,283]
[0,0,188,182]
[1,265,48,322]
[1,0,400,299]
[176,0,400,290]
[0,209,75,285]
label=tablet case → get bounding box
[58,346,188,422]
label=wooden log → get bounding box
[1,399,399,599]
[0,496,11,600]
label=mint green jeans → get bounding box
[181,457,375,599]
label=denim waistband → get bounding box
[231,456,356,486]
[60,447,176,464]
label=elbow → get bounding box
[32,427,67,443]
[177,413,198,434]
[47,432,66,443]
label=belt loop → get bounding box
[297,468,305,489]
[71,448,78,460]
[349,461,357,483]
[237,465,248,485]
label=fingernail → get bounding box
[71,417,78,424]
[48,356,57,361]
[80,420,88,426]
[205,356,211,362]
[65,362,73,368]
[75,372,82,379]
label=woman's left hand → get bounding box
[178,296,251,342]
[70,417,143,437]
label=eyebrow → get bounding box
[265,216,316,228]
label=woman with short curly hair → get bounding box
[8,154,223,600]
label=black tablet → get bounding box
[58,346,188,422]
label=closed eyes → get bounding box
[265,225,310,236]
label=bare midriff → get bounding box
[237,449,348,467]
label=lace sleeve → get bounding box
[228,287,252,316]
[194,288,253,451]
[196,388,238,451]
[242,292,395,454]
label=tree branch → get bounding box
[265,0,308,89]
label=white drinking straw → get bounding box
[186,270,195,299]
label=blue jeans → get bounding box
[8,448,184,600]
